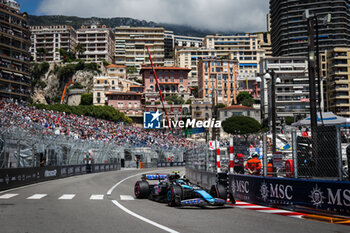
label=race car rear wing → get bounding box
[142,174,168,181]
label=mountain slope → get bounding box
[28,15,233,37]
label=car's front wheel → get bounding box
[167,185,182,206]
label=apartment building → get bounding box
[92,64,142,105]
[164,31,203,59]
[325,48,350,117]
[77,24,115,63]
[175,47,217,86]
[30,25,77,62]
[114,26,165,73]
[140,66,191,103]
[106,92,143,117]
[191,99,212,121]
[0,0,31,99]
[198,59,239,106]
[270,0,350,57]
[259,57,311,121]
[203,33,269,97]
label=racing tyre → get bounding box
[134,181,150,199]
[210,184,227,201]
[167,185,182,207]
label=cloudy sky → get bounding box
[17,0,269,32]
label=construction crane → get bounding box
[60,80,74,104]
[145,45,171,129]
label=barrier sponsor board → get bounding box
[230,174,350,216]
[0,163,120,191]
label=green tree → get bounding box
[73,43,85,58]
[71,82,84,89]
[165,95,184,105]
[103,60,110,67]
[80,93,93,105]
[36,48,48,61]
[190,86,198,98]
[241,98,255,107]
[214,103,226,113]
[234,91,254,107]
[222,116,262,135]
[127,66,138,74]
[30,62,50,91]
[32,104,132,124]
[285,116,295,125]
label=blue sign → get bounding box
[143,111,162,129]
[185,127,204,135]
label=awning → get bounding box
[292,112,350,126]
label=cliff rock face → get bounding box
[32,65,94,105]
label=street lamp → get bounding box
[263,71,281,154]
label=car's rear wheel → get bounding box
[134,181,150,199]
[210,183,227,201]
[167,185,182,206]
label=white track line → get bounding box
[90,194,104,200]
[58,194,76,200]
[236,205,270,209]
[0,193,18,199]
[112,200,179,233]
[27,194,47,199]
[256,209,291,214]
[120,195,134,200]
[106,172,143,196]
[108,169,178,233]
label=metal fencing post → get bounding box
[263,133,267,176]
[336,127,343,181]
[292,130,298,178]
[17,140,21,168]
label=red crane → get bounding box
[60,80,74,104]
[145,45,171,129]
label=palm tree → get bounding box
[73,43,85,59]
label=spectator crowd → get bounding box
[0,99,195,150]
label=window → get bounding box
[97,92,100,97]
[180,77,183,83]
[112,80,115,85]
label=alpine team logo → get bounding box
[309,184,326,208]
[260,181,269,201]
[143,111,162,129]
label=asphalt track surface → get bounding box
[0,167,348,233]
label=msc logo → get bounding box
[143,111,162,129]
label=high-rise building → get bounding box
[270,0,350,57]
[259,57,311,121]
[77,25,115,63]
[30,25,77,62]
[198,59,239,106]
[175,47,217,87]
[324,48,350,117]
[0,0,31,99]
[203,33,269,96]
[114,26,165,73]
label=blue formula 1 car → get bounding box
[134,172,234,207]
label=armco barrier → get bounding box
[0,163,121,191]
[186,167,350,216]
[157,162,186,167]
[186,167,216,190]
